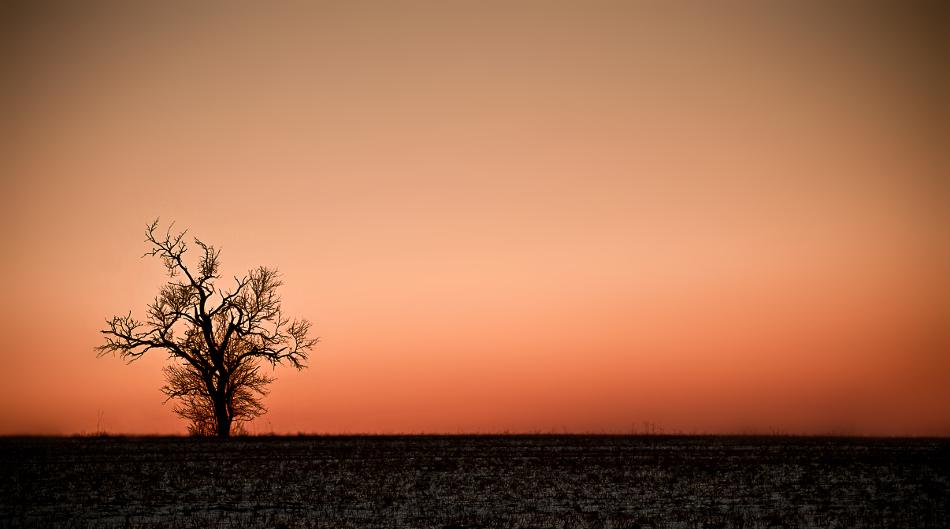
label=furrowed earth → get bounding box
[1,435,947,528]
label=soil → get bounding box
[1,435,947,528]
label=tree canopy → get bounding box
[96,220,318,436]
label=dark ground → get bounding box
[0,435,947,528]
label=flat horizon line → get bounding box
[3,432,948,440]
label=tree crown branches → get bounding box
[96,219,318,436]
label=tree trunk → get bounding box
[212,393,231,437]
[217,416,232,437]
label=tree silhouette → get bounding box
[96,220,318,436]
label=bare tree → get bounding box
[96,220,318,436]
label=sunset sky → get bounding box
[1,1,946,436]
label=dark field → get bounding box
[1,435,947,529]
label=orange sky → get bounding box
[1,1,947,436]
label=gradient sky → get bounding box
[1,1,947,436]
